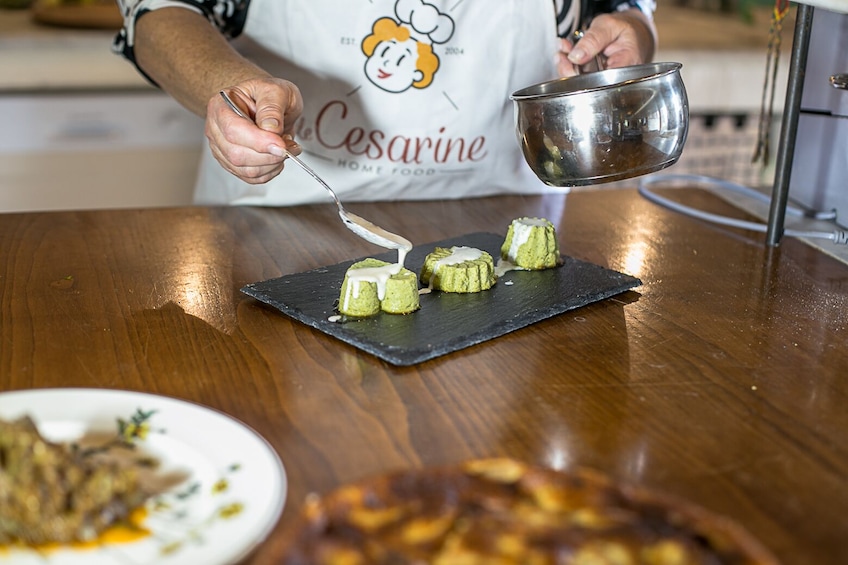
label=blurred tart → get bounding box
[280,458,780,565]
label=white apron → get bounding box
[194,0,563,206]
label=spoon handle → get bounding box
[219,89,250,119]
[282,153,345,211]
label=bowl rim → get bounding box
[510,62,683,101]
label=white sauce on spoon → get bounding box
[343,212,413,267]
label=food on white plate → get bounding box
[419,246,496,293]
[339,258,420,317]
[500,216,562,270]
[280,458,780,565]
[0,415,153,546]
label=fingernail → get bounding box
[568,47,585,63]
[268,144,285,157]
[260,118,280,131]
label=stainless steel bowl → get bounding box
[511,62,689,186]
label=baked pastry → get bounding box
[280,458,780,565]
[501,216,562,270]
[419,246,496,293]
[339,258,419,317]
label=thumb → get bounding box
[254,101,284,135]
[249,85,288,135]
[568,21,615,66]
[568,35,599,66]
[235,78,302,137]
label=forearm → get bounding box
[134,7,271,117]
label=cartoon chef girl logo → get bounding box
[362,0,455,93]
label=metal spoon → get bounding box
[218,90,413,256]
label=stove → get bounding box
[789,6,848,228]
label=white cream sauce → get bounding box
[506,217,547,262]
[494,258,521,277]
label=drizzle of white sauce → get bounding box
[495,258,522,278]
[507,217,547,262]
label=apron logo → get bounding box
[361,0,455,93]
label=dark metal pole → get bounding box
[766,3,815,246]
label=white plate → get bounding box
[0,388,286,565]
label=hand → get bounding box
[556,10,656,77]
[206,77,304,185]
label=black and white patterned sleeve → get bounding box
[112,0,251,85]
[554,0,655,38]
[607,0,655,19]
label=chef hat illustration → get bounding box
[395,0,455,45]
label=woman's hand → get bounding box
[206,77,304,185]
[557,9,657,77]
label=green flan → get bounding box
[500,217,561,270]
[381,268,420,314]
[338,258,419,317]
[420,246,496,293]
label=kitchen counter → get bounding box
[1,188,846,563]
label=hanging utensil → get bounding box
[753,0,791,166]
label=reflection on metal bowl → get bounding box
[511,62,689,187]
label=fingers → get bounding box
[206,78,304,184]
[556,39,579,78]
[565,11,654,72]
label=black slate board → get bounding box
[241,232,641,366]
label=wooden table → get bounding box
[1,188,846,564]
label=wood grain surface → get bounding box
[1,188,846,564]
